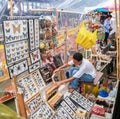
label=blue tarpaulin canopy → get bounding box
[94,8,109,12]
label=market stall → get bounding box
[0,0,119,119]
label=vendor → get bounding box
[53,52,96,92]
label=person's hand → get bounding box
[53,68,60,74]
[53,81,62,88]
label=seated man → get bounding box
[53,52,96,92]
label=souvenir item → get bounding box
[48,92,63,109]
[39,19,46,29]
[29,108,43,119]
[0,49,10,82]
[52,73,61,83]
[64,96,77,112]
[29,61,40,73]
[29,19,35,50]
[70,91,94,112]
[26,93,44,114]
[40,102,53,119]
[17,74,38,101]
[40,42,45,49]
[9,60,28,78]
[30,49,41,64]
[92,106,105,116]
[76,108,87,118]
[5,40,29,66]
[0,85,14,103]
[0,24,3,41]
[52,28,58,37]
[57,106,72,119]
[51,111,64,119]
[60,101,75,118]
[39,65,52,84]
[34,19,40,48]
[31,70,45,89]
[46,20,51,27]
[74,115,85,119]
[46,28,52,40]
[40,31,45,40]
[53,54,63,68]
[29,102,53,119]
[46,85,58,101]
[3,20,28,43]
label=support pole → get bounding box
[64,27,67,63]
[12,76,27,119]
[115,0,120,79]
[10,0,13,18]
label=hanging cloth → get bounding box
[76,22,97,49]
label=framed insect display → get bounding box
[3,20,28,43]
[30,49,41,64]
[29,19,35,50]
[53,54,63,68]
[29,107,43,119]
[17,74,39,101]
[0,24,3,41]
[60,101,75,118]
[9,60,28,78]
[4,40,29,66]
[64,97,77,112]
[29,102,53,119]
[39,65,52,84]
[25,93,44,114]
[31,70,45,89]
[51,111,64,119]
[34,19,40,48]
[57,106,72,119]
[70,91,93,112]
[29,61,40,73]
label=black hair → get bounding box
[73,52,83,61]
[107,15,112,18]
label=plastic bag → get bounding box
[76,22,97,49]
[0,103,22,119]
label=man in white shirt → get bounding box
[53,52,96,92]
[103,15,112,45]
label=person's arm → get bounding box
[54,76,76,87]
[54,65,86,87]
[53,63,70,74]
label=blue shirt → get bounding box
[104,19,112,33]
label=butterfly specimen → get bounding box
[10,69,14,74]
[7,54,11,59]
[12,48,15,52]
[11,36,15,40]
[31,51,39,61]
[15,36,19,40]
[7,49,10,53]
[23,32,28,38]
[17,65,21,70]
[23,20,27,25]
[12,24,21,34]
[23,27,27,31]
[5,29,10,33]
[5,22,10,27]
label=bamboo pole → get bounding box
[29,9,81,14]
[17,93,27,119]
[114,0,118,79]
[119,0,120,79]
[64,27,68,63]
[10,0,13,18]
[12,76,27,119]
